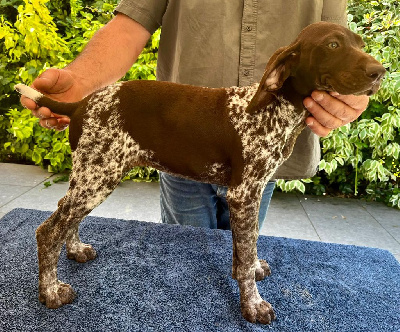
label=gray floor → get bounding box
[1,163,399,262]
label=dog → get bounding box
[15,22,385,324]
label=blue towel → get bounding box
[1,208,399,331]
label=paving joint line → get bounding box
[357,200,400,248]
[0,173,57,210]
[295,193,322,241]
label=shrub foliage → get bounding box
[0,0,159,180]
[0,0,399,206]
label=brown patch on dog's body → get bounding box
[118,81,244,185]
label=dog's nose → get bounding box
[366,64,386,81]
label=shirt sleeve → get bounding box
[321,0,348,26]
[114,0,168,34]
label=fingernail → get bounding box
[313,92,324,102]
[330,91,340,97]
[304,99,313,109]
[45,120,54,129]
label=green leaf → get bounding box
[53,142,63,152]
[20,143,29,153]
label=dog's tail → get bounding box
[14,83,80,117]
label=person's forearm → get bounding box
[66,13,151,95]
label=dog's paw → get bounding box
[255,259,271,281]
[67,243,97,263]
[241,300,276,324]
[39,281,76,309]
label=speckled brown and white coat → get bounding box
[15,22,385,324]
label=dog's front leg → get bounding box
[227,183,276,324]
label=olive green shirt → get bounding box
[115,0,348,179]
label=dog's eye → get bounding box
[328,42,339,49]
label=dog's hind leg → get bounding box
[65,222,97,263]
[36,207,79,308]
[36,148,134,308]
[64,156,130,262]
[227,182,276,324]
[53,196,97,263]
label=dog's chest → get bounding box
[226,85,305,180]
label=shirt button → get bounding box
[244,69,250,76]
[246,26,252,32]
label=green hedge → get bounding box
[0,0,159,180]
[0,0,399,206]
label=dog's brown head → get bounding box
[247,21,386,113]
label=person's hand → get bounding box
[303,91,370,137]
[20,68,85,131]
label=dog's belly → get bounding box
[144,156,233,186]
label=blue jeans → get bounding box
[160,172,275,230]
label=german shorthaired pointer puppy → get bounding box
[15,22,385,324]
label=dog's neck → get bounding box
[241,81,310,118]
[278,77,311,113]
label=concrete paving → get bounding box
[1,162,399,261]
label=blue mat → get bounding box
[0,208,399,331]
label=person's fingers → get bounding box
[311,91,355,125]
[304,115,332,137]
[329,91,369,114]
[20,95,38,111]
[39,116,70,131]
[304,94,344,129]
[18,68,73,131]
[303,91,370,137]
[36,107,53,119]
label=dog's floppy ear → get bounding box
[246,42,300,114]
